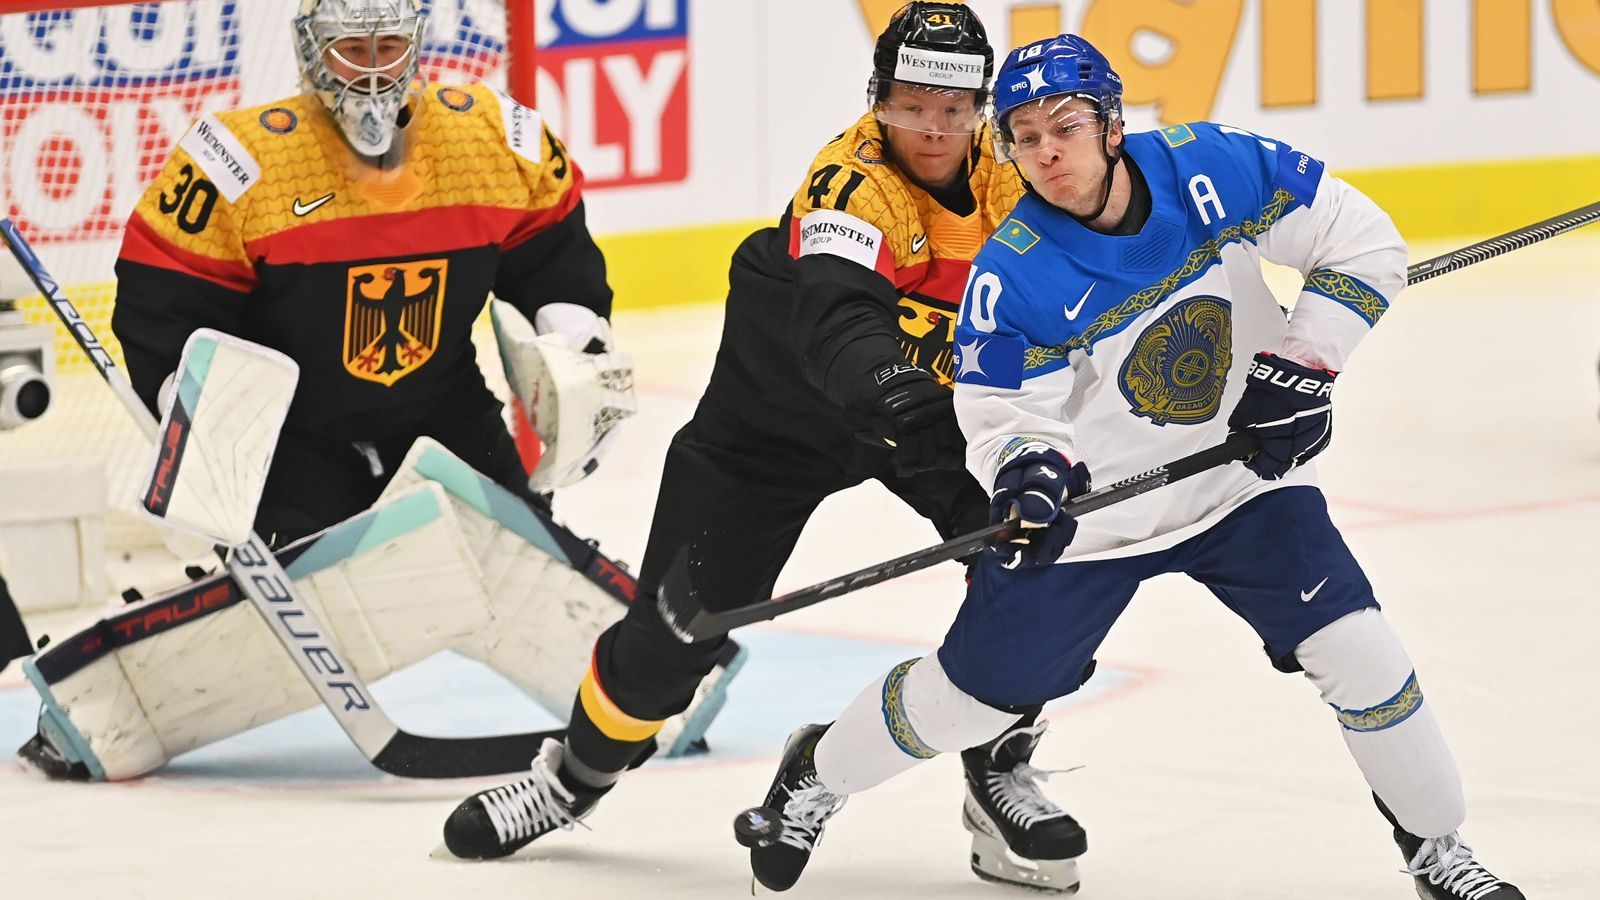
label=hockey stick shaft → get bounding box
[658,198,1600,643]
[1,219,558,778]
[658,433,1260,641]
[1404,199,1600,285]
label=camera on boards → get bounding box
[0,255,54,432]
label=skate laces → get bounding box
[987,762,1076,827]
[480,740,582,844]
[1404,833,1504,900]
[987,721,1077,828]
[777,775,847,852]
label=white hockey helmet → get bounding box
[293,0,426,157]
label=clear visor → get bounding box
[872,82,986,136]
[321,29,418,96]
[995,94,1109,163]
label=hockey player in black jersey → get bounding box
[440,3,1087,890]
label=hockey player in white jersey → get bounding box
[738,35,1524,899]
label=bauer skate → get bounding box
[440,737,607,859]
[1375,793,1523,899]
[961,718,1085,893]
[1393,829,1524,899]
[735,723,846,892]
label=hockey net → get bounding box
[0,1,529,571]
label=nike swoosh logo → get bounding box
[1064,282,1094,320]
[293,193,335,217]
[910,233,928,253]
[1300,577,1329,602]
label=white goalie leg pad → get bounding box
[24,482,490,780]
[378,438,739,756]
[139,329,298,547]
[1295,607,1466,838]
[379,438,622,715]
[492,300,636,491]
[815,654,1021,794]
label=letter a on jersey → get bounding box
[343,260,448,386]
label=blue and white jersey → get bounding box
[953,122,1406,561]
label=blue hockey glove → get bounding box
[988,448,1091,568]
[1227,352,1336,480]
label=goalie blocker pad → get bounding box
[492,301,637,491]
[139,329,299,546]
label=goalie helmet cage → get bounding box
[0,0,534,561]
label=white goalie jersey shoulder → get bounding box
[492,301,637,491]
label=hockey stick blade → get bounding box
[370,729,565,778]
[0,218,552,780]
[657,433,1260,642]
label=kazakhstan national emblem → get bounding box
[1119,295,1232,425]
[343,259,448,386]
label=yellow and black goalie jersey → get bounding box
[113,83,610,441]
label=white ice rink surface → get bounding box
[2,235,1597,898]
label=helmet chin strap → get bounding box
[1069,131,1122,225]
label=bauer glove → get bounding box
[860,363,966,476]
[1227,351,1336,481]
[988,448,1091,568]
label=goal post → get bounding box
[0,0,534,609]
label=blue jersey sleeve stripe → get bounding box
[1304,269,1390,326]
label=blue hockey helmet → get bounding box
[991,34,1123,140]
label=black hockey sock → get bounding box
[561,697,659,788]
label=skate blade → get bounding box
[429,843,466,861]
[969,830,1081,895]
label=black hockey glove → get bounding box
[1227,351,1336,481]
[988,448,1091,568]
[861,363,966,476]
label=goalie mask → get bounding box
[294,0,426,158]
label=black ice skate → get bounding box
[440,737,607,860]
[16,709,91,781]
[961,718,1085,894]
[737,723,847,892]
[1392,829,1525,900]
[1376,793,1523,899]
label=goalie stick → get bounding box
[658,198,1600,642]
[0,219,560,779]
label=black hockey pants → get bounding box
[564,411,991,774]
[254,399,537,547]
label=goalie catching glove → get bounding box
[493,301,637,491]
